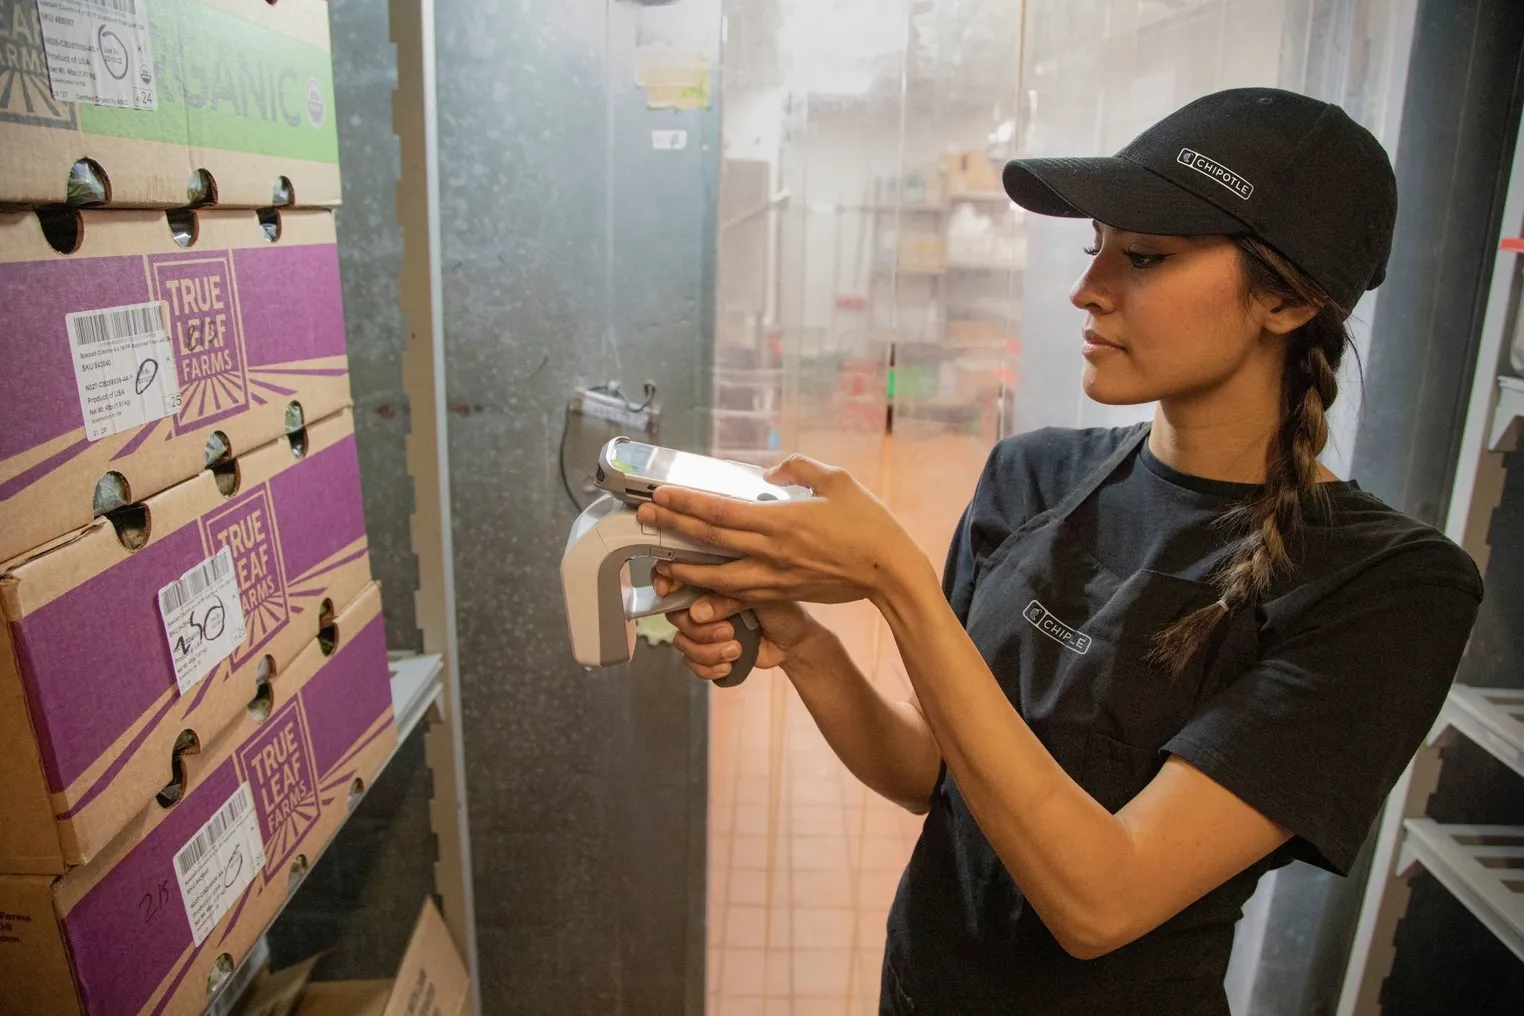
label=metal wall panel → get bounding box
[433,1,720,1011]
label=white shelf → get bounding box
[711,408,778,421]
[1441,685,1524,780]
[949,190,1012,205]
[388,652,445,746]
[1399,820,1524,964]
[947,260,1022,272]
[1489,375,1524,450]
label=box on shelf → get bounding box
[896,234,948,273]
[237,897,468,1016]
[0,0,340,208]
[0,206,352,563]
[0,410,371,873]
[943,150,1002,195]
[947,320,1002,348]
[0,582,397,1016]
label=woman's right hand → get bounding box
[654,571,822,681]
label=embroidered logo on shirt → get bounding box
[1024,600,1092,655]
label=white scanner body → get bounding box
[561,494,757,677]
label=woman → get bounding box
[644,88,1483,1013]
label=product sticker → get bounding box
[652,129,688,151]
[173,783,265,946]
[158,547,248,695]
[67,301,182,441]
[35,0,157,109]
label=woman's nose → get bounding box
[1070,260,1114,315]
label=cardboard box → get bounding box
[897,234,947,273]
[0,206,353,563]
[947,320,1001,348]
[0,409,371,873]
[238,898,468,1016]
[0,582,397,1016]
[944,150,1001,195]
[0,0,340,208]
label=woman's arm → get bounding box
[663,592,942,814]
[782,623,942,814]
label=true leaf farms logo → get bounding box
[238,700,319,873]
[150,252,250,432]
[202,486,289,667]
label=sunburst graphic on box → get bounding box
[0,0,77,129]
[242,356,351,410]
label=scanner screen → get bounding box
[610,443,792,502]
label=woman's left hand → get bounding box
[634,454,925,607]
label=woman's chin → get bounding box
[1081,365,1153,407]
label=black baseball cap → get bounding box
[1002,87,1396,312]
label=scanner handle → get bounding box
[714,610,761,687]
[625,585,758,688]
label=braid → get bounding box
[1149,238,1352,678]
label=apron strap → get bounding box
[1046,422,1151,521]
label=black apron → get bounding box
[881,424,1264,1015]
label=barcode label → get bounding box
[159,549,233,617]
[173,784,265,946]
[70,304,163,347]
[158,548,247,695]
[35,0,157,109]
[66,300,181,441]
[175,786,252,877]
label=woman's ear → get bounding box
[1252,291,1319,336]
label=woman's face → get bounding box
[1069,223,1276,407]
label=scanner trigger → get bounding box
[713,610,761,687]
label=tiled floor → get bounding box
[706,428,987,1015]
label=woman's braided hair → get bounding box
[1148,236,1353,677]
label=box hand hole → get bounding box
[36,206,83,254]
[66,159,110,206]
[318,598,337,656]
[156,728,201,808]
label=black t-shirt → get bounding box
[909,426,1482,1011]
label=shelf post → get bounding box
[390,0,482,1011]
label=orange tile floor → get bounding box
[705,428,988,1015]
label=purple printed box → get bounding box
[0,583,395,1016]
[0,206,352,563]
[0,410,370,874]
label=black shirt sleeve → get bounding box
[1163,561,1482,875]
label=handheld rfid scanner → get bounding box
[561,493,762,687]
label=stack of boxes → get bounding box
[0,3,396,1013]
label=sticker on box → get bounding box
[158,546,248,695]
[35,0,157,110]
[173,783,265,946]
[67,300,182,441]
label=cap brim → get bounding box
[1003,156,1248,236]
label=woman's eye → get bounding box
[1082,244,1100,256]
[1124,251,1166,269]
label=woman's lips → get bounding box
[1082,329,1124,358]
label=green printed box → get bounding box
[0,0,340,208]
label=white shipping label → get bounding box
[158,547,248,695]
[67,301,181,441]
[35,0,158,109]
[174,784,265,946]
